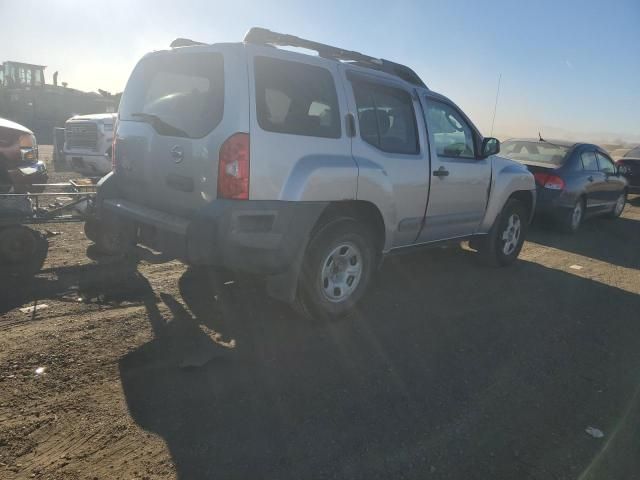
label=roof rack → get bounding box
[244,27,427,89]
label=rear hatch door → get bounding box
[115,45,247,217]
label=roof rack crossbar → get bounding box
[244,27,427,89]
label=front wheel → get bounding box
[606,191,626,218]
[296,218,375,319]
[478,199,528,267]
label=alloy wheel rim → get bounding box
[320,242,363,303]
[615,194,625,215]
[572,202,583,229]
[501,214,521,255]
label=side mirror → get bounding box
[481,137,500,158]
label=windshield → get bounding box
[501,140,570,165]
[119,52,224,138]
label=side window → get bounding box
[425,100,476,159]
[352,81,419,154]
[254,57,341,139]
[567,154,584,172]
[580,151,599,171]
[596,152,615,174]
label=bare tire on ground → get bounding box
[559,197,585,233]
[0,226,48,277]
[296,218,375,319]
[478,198,528,267]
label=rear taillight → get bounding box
[534,172,565,190]
[111,131,118,174]
[218,133,250,200]
[616,160,630,175]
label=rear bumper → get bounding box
[622,175,640,192]
[102,197,327,275]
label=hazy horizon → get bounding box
[2,0,639,143]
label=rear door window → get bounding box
[119,52,224,138]
[254,57,341,138]
[580,151,599,171]
[352,81,419,154]
[567,154,584,172]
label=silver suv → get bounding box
[91,28,536,317]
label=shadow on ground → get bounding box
[119,247,640,480]
[0,246,154,317]
[528,214,640,270]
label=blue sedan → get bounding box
[501,138,628,233]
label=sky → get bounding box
[2,0,639,143]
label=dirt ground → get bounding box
[1,146,640,480]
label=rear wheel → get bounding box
[84,217,100,243]
[296,218,375,319]
[478,199,528,267]
[606,191,626,218]
[559,197,584,233]
[93,218,137,256]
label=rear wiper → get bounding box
[130,112,188,137]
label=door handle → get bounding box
[433,167,449,178]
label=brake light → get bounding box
[616,160,630,175]
[111,129,118,173]
[534,172,565,190]
[218,133,249,200]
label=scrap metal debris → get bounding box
[585,426,604,438]
[19,304,49,314]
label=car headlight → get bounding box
[19,134,38,162]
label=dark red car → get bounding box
[0,117,48,193]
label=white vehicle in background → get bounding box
[64,113,117,175]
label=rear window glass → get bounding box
[119,52,224,138]
[254,57,341,139]
[352,81,419,154]
[501,141,569,165]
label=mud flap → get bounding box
[265,254,303,304]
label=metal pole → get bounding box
[490,73,502,137]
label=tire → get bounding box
[84,217,100,243]
[558,197,585,233]
[606,191,626,218]
[93,218,136,256]
[0,226,48,277]
[295,218,375,319]
[478,199,528,267]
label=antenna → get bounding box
[490,73,502,137]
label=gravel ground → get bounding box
[1,146,639,479]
